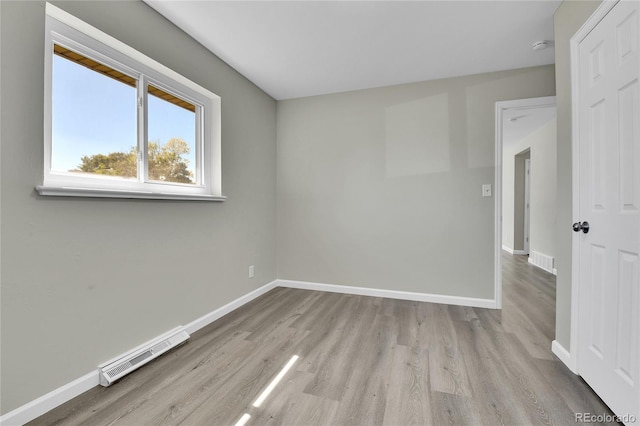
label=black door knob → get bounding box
[572,221,590,233]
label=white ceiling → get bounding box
[503,106,556,148]
[145,1,560,100]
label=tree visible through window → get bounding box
[76,138,193,183]
[52,45,197,185]
[42,4,222,200]
[146,84,197,184]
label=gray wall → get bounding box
[514,151,529,251]
[517,150,530,251]
[0,0,277,414]
[277,66,555,299]
[502,119,557,258]
[554,0,601,350]
[503,147,529,252]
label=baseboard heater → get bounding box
[98,326,190,386]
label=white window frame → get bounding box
[38,3,224,201]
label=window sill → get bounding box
[36,185,226,201]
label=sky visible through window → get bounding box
[52,55,196,180]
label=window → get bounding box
[38,3,224,201]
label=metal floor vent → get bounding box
[98,326,189,386]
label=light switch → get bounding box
[482,184,492,197]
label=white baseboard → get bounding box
[502,245,527,255]
[2,277,495,425]
[276,279,497,309]
[0,371,99,426]
[529,251,555,274]
[0,280,279,426]
[551,340,578,374]
[184,280,278,334]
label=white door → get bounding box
[524,158,531,255]
[576,0,639,421]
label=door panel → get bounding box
[615,9,637,65]
[577,1,639,421]
[590,99,606,210]
[619,79,638,211]
[588,244,606,359]
[616,250,638,386]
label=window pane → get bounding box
[147,85,196,185]
[52,45,138,179]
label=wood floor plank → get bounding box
[30,253,617,426]
[276,393,339,426]
[532,359,619,425]
[303,296,380,401]
[430,391,477,426]
[382,343,433,426]
[248,370,340,426]
[230,287,310,334]
[175,328,309,425]
[394,299,419,346]
[501,300,556,361]
[292,294,355,375]
[330,311,396,426]
[244,289,319,340]
[453,319,531,425]
[488,330,576,425]
[474,306,506,333]
[448,305,479,323]
[289,292,348,332]
[244,370,313,425]
[428,304,472,397]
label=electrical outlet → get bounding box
[249,265,255,278]
[482,184,492,197]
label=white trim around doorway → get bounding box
[494,96,557,310]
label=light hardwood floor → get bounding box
[30,253,615,425]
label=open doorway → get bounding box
[494,96,556,308]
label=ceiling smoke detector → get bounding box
[532,40,552,51]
